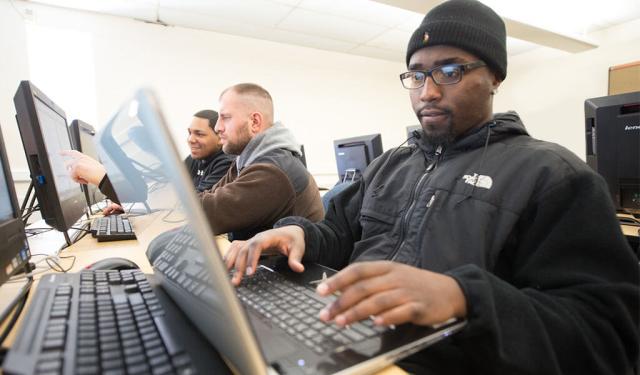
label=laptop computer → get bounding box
[4,89,465,375]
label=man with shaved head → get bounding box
[198,83,323,240]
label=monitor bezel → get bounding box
[14,80,86,232]
[0,124,30,285]
[333,133,383,181]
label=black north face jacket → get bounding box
[277,112,639,374]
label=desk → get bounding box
[0,212,406,375]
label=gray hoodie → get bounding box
[236,121,301,172]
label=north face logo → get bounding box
[462,173,493,190]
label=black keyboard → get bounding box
[3,269,195,375]
[237,268,388,355]
[91,215,136,242]
[148,225,388,356]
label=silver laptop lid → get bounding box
[97,89,268,375]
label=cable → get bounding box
[70,226,91,233]
[24,227,54,237]
[45,254,76,273]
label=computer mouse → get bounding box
[85,257,140,271]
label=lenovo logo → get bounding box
[625,125,640,131]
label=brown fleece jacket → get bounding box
[199,158,323,240]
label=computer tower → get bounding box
[585,91,640,214]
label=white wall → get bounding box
[1,0,639,188]
[495,18,640,159]
[0,0,29,180]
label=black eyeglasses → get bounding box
[399,61,487,89]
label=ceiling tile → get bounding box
[394,12,424,32]
[160,7,356,53]
[160,0,294,27]
[261,29,357,52]
[159,8,272,37]
[365,28,409,51]
[480,0,640,35]
[31,0,157,20]
[277,8,387,44]
[298,0,417,28]
[506,37,539,57]
[349,45,402,61]
[266,0,303,5]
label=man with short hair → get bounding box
[224,1,639,373]
[198,83,323,241]
[185,109,234,192]
[64,109,233,213]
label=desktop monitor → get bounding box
[333,133,383,182]
[69,119,107,209]
[585,91,640,214]
[14,80,86,231]
[0,125,31,286]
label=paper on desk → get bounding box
[26,218,88,257]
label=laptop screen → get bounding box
[97,90,267,375]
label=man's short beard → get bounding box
[222,143,244,155]
[422,125,455,147]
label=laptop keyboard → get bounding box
[237,268,388,355]
[91,215,136,242]
[6,269,195,375]
[149,226,389,356]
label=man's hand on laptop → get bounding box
[225,225,306,286]
[315,261,467,327]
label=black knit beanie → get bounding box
[406,0,507,81]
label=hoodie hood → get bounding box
[236,121,302,171]
[416,111,528,157]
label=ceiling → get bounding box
[22,0,640,62]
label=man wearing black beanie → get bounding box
[225,1,639,374]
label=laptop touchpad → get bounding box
[251,317,298,360]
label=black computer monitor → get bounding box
[333,134,383,182]
[69,119,106,211]
[14,80,86,232]
[0,125,31,286]
[585,91,640,214]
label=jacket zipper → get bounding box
[388,145,443,261]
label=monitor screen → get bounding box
[70,120,107,207]
[34,97,78,202]
[14,81,86,232]
[333,134,383,182]
[0,125,30,286]
[0,157,12,221]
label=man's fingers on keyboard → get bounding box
[332,289,403,327]
[317,261,392,296]
[246,241,266,276]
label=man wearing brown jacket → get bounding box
[200,83,323,240]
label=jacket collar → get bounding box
[416,111,528,158]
